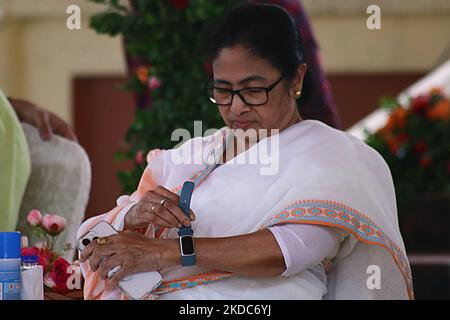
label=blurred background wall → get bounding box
[0,0,449,126]
[0,0,126,123]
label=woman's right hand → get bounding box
[124,186,196,230]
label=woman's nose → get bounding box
[230,94,251,115]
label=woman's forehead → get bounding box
[212,46,277,83]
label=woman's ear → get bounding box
[289,63,307,98]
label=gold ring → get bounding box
[96,237,107,246]
[160,197,167,206]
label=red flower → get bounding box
[414,141,428,153]
[51,258,71,290]
[397,133,409,143]
[170,0,189,9]
[420,156,432,167]
[411,94,430,114]
[203,61,212,75]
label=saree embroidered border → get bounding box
[262,200,414,300]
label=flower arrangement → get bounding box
[365,88,450,218]
[21,210,81,293]
[88,0,242,193]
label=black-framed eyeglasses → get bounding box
[205,76,284,106]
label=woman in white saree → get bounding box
[78,4,413,300]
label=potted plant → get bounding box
[365,88,450,253]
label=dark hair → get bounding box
[205,3,306,82]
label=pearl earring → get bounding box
[295,91,301,98]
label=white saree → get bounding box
[79,119,413,300]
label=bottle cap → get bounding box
[0,232,22,259]
[21,255,39,264]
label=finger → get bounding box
[98,255,121,279]
[140,195,180,227]
[152,186,195,221]
[35,110,52,140]
[108,265,131,288]
[161,199,192,227]
[153,202,184,228]
[146,207,175,228]
[49,115,78,141]
[89,244,115,272]
[79,240,97,263]
[152,186,180,204]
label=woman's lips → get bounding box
[233,120,254,129]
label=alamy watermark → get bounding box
[66,5,81,30]
[366,265,381,290]
[366,5,382,30]
[170,121,280,176]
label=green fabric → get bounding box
[0,90,31,231]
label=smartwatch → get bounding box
[177,181,196,266]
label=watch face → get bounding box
[180,236,195,255]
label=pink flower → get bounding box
[27,210,42,226]
[148,76,161,90]
[135,150,146,165]
[42,214,66,236]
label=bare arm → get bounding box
[81,228,286,288]
[163,228,286,278]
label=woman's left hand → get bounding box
[79,230,177,288]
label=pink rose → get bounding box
[148,76,161,90]
[42,214,66,236]
[27,209,42,226]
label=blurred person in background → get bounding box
[0,89,76,231]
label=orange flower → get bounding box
[136,66,150,84]
[386,107,407,130]
[430,87,444,96]
[427,99,450,121]
[385,135,400,154]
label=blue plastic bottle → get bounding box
[0,232,21,300]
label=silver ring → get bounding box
[160,197,167,206]
[151,205,155,213]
